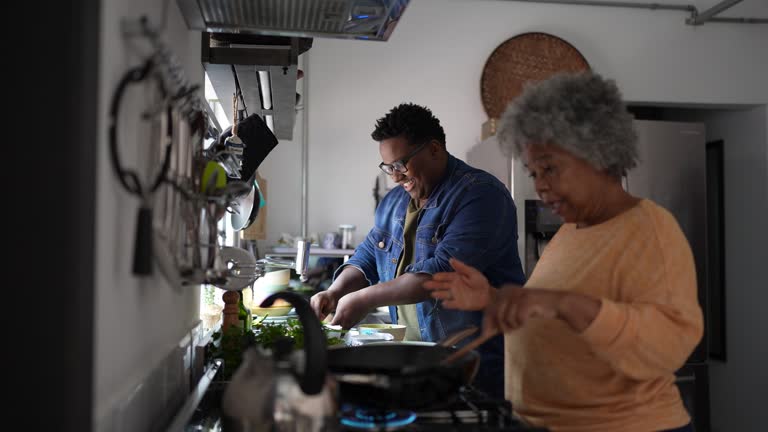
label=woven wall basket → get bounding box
[481,32,591,119]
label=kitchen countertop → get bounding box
[268,247,356,258]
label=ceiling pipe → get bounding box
[688,0,743,25]
[497,0,768,25]
[687,0,767,25]
[708,16,768,23]
[300,52,309,240]
[499,0,693,12]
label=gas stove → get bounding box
[179,382,547,431]
[337,386,548,432]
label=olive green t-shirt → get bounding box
[395,199,423,341]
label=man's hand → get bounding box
[311,266,370,321]
[310,290,340,322]
[330,290,372,329]
[423,258,495,310]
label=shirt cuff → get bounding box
[404,263,435,276]
[334,263,373,285]
[580,298,627,349]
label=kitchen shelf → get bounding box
[267,247,355,258]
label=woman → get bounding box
[424,72,702,432]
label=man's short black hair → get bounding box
[371,103,446,147]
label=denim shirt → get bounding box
[336,154,526,398]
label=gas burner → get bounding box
[340,406,418,430]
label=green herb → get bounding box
[253,318,343,349]
[208,320,343,381]
[208,324,256,380]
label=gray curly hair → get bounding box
[497,71,638,178]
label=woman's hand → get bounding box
[423,258,495,310]
[424,258,600,334]
[487,285,562,332]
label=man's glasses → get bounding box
[378,142,428,175]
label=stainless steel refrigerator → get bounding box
[629,119,708,362]
[628,120,710,432]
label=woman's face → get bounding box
[523,143,615,225]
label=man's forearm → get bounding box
[358,272,433,308]
[327,266,370,298]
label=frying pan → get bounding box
[218,113,278,182]
[219,112,275,232]
[228,175,260,231]
[327,342,480,410]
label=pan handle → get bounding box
[261,291,327,395]
[440,330,498,366]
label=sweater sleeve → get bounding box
[580,209,704,380]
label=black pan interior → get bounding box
[327,344,472,374]
[327,344,480,410]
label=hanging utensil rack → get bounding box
[111,15,254,288]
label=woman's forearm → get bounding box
[557,292,602,332]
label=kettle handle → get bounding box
[261,291,326,395]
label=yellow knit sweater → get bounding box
[505,199,703,432]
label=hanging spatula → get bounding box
[224,93,244,158]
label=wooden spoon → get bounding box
[440,330,499,366]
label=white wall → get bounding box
[93,0,202,428]
[282,0,768,241]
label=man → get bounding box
[310,103,525,399]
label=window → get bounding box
[199,71,234,330]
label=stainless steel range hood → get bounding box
[182,1,411,140]
[202,33,312,140]
[178,0,412,41]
